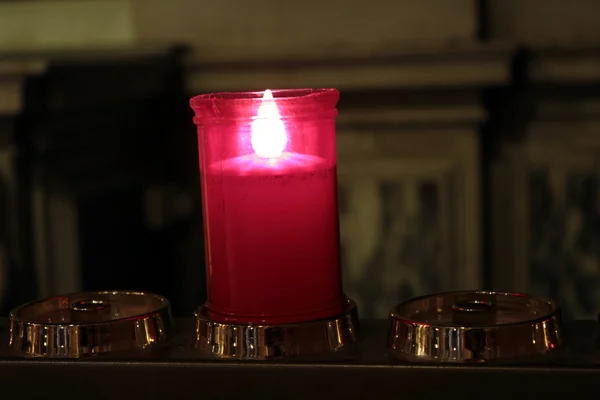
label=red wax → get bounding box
[202,153,343,324]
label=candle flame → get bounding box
[251,89,287,159]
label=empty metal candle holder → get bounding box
[8,291,172,357]
[388,290,563,363]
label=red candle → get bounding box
[190,89,346,325]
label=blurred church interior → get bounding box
[1,0,600,319]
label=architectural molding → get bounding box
[530,46,600,83]
[186,44,512,93]
[0,0,134,50]
[135,0,477,61]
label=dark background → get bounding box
[0,0,599,319]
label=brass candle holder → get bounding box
[8,291,172,358]
[388,290,563,363]
[194,298,359,360]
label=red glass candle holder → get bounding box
[190,89,347,326]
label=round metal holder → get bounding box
[194,298,359,359]
[8,291,172,358]
[388,291,563,363]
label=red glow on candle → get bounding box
[250,89,287,159]
[191,89,345,325]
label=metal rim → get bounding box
[390,290,559,327]
[388,290,563,363]
[194,298,359,360]
[8,291,172,358]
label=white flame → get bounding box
[251,89,287,159]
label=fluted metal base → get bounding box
[194,298,359,360]
[388,291,563,363]
[8,291,172,358]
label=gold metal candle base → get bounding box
[194,298,359,360]
[388,291,563,363]
[8,291,172,358]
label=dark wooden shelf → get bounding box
[0,319,599,398]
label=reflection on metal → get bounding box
[8,291,172,357]
[388,290,563,363]
[194,298,359,360]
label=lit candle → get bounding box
[191,88,345,325]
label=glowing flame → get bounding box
[251,89,287,159]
